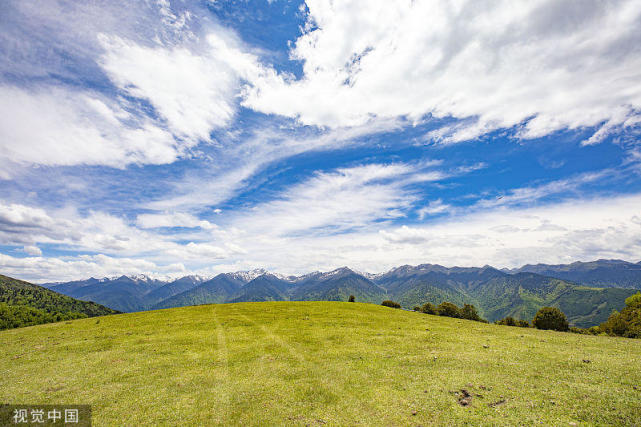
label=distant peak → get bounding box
[324,267,355,277]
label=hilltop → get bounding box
[0,301,639,425]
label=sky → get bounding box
[1,0,641,282]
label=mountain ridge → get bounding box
[30,259,641,327]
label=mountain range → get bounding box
[38,259,641,328]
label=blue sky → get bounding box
[1,0,641,282]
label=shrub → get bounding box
[599,294,641,338]
[420,302,437,315]
[625,292,641,308]
[587,326,602,335]
[532,307,569,331]
[437,302,461,318]
[496,317,528,327]
[496,316,516,326]
[460,304,483,321]
[413,306,421,311]
[569,326,587,334]
[600,310,627,336]
[381,300,401,308]
[348,295,355,302]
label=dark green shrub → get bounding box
[496,316,516,326]
[621,295,641,338]
[587,326,602,335]
[570,327,587,334]
[532,307,569,331]
[437,302,460,318]
[460,304,482,321]
[413,306,420,311]
[381,300,401,308]
[420,302,437,315]
[496,317,528,327]
[599,294,641,338]
[348,295,355,302]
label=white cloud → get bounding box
[417,199,450,219]
[0,85,180,171]
[0,0,259,173]
[136,212,216,230]
[224,192,641,275]
[242,0,641,142]
[0,252,185,283]
[231,162,442,236]
[3,190,641,281]
[98,32,246,141]
[0,201,235,261]
[145,119,405,211]
[22,245,42,256]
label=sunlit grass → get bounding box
[1,301,639,425]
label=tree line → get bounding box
[374,292,641,339]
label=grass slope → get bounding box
[1,302,639,425]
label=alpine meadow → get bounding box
[2,1,641,426]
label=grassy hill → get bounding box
[1,302,639,425]
[0,274,119,330]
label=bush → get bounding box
[587,326,602,335]
[532,307,569,331]
[437,302,460,318]
[460,304,482,321]
[381,300,401,308]
[569,326,588,334]
[599,293,641,338]
[625,292,641,308]
[497,316,530,327]
[496,316,516,326]
[413,306,421,311]
[348,295,355,302]
[420,302,437,315]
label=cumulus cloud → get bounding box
[242,0,641,142]
[98,32,252,141]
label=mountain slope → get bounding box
[49,275,165,312]
[143,276,205,308]
[152,274,245,309]
[229,274,292,303]
[374,266,637,327]
[291,267,387,303]
[0,274,119,330]
[512,259,641,289]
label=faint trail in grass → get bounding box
[211,305,230,423]
[233,309,307,365]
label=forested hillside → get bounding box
[0,275,119,330]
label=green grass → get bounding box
[1,302,640,426]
